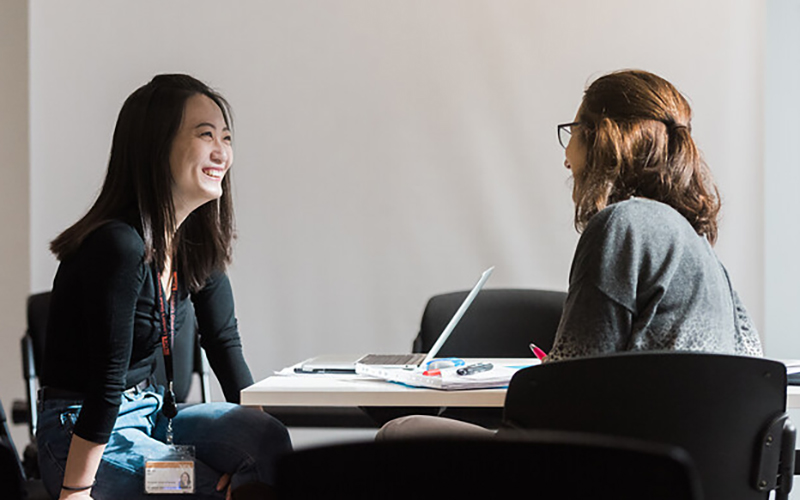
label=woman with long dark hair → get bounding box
[38,74,291,499]
[377,69,762,440]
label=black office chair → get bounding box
[1,399,50,500]
[1,400,27,500]
[270,288,568,428]
[381,288,566,427]
[13,291,211,479]
[502,352,796,500]
[276,431,703,499]
[412,288,566,357]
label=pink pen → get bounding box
[529,343,548,361]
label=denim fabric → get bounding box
[37,386,292,499]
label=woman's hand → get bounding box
[58,489,94,500]
[217,473,233,500]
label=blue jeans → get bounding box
[37,386,292,499]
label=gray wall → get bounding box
[0,0,30,451]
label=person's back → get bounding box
[548,197,761,361]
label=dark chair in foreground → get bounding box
[502,352,795,500]
[276,432,702,499]
[412,288,566,357]
[13,291,211,480]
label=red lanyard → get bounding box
[157,270,178,418]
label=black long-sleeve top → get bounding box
[42,220,254,444]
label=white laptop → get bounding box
[356,266,494,371]
[294,267,494,374]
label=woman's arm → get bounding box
[191,271,254,402]
[732,290,763,357]
[70,222,144,441]
[52,222,146,496]
[59,436,105,500]
[547,280,634,362]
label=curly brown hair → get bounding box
[571,70,720,244]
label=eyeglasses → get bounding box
[557,122,581,149]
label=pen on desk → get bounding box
[529,343,548,361]
[456,363,493,376]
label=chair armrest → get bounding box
[11,400,29,425]
[755,412,794,498]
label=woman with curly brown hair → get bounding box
[376,69,761,440]
[549,69,761,360]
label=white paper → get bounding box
[355,362,537,390]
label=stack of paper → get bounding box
[355,363,534,390]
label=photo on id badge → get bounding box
[145,445,196,495]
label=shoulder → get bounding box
[81,220,146,262]
[571,199,699,285]
[581,199,698,250]
[587,198,691,235]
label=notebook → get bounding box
[356,266,494,371]
[293,267,494,375]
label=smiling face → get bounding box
[169,93,233,223]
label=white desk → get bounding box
[241,358,527,408]
[242,373,507,408]
[788,387,800,409]
[242,359,800,410]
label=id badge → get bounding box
[145,445,195,494]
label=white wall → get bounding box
[27,2,768,398]
[0,0,30,451]
[765,3,800,496]
[765,0,800,357]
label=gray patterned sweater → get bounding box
[548,198,762,361]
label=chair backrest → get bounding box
[26,292,51,377]
[0,400,27,500]
[412,288,566,357]
[276,432,702,499]
[502,352,795,500]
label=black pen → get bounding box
[456,363,493,376]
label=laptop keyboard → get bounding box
[358,353,427,366]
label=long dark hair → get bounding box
[50,74,235,291]
[572,70,720,244]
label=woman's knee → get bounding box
[376,415,494,441]
[217,405,291,453]
[251,409,292,453]
[172,403,291,455]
